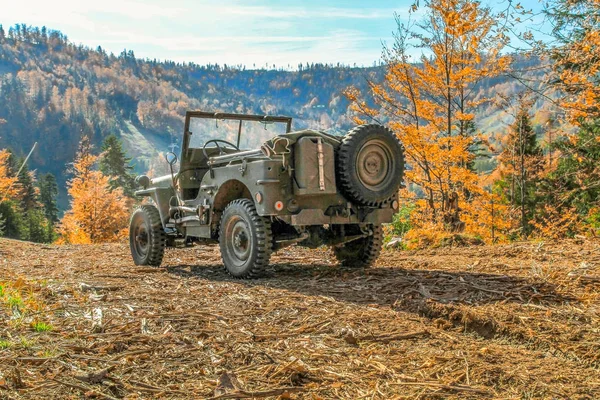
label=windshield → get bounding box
[188,117,289,150]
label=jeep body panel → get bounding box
[134,111,401,242]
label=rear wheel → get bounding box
[219,199,273,278]
[333,225,383,268]
[129,205,166,266]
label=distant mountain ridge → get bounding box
[0,24,548,209]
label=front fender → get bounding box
[135,187,175,227]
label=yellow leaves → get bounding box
[343,0,512,242]
[0,149,18,199]
[57,138,130,244]
[530,205,581,240]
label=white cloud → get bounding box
[0,0,401,67]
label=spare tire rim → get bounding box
[356,140,394,191]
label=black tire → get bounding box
[333,225,383,268]
[219,199,273,278]
[337,124,404,206]
[129,205,166,266]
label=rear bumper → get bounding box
[278,207,394,226]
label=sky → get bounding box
[0,0,547,68]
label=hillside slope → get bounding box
[0,239,598,398]
[0,25,549,208]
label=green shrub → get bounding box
[390,203,416,237]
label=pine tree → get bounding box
[15,157,38,212]
[26,209,49,243]
[497,97,544,237]
[0,201,25,239]
[99,134,136,197]
[38,173,59,223]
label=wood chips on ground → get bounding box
[0,238,599,399]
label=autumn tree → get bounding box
[99,134,136,197]
[0,149,22,239]
[534,120,600,237]
[345,0,510,241]
[8,153,39,211]
[58,136,130,244]
[517,0,600,237]
[0,150,17,199]
[547,0,600,122]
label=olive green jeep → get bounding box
[129,111,404,277]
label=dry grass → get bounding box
[0,238,599,399]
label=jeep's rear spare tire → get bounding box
[129,205,166,266]
[219,199,273,278]
[337,124,404,206]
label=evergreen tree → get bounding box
[0,200,25,239]
[15,157,38,212]
[540,120,600,217]
[25,210,54,243]
[0,25,5,42]
[497,99,543,237]
[99,134,136,197]
[38,173,59,223]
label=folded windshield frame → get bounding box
[182,111,293,155]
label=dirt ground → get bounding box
[0,238,599,399]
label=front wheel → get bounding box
[129,205,166,266]
[219,199,273,278]
[333,225,383,268]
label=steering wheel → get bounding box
[202,139,240,160]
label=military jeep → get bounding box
[129,111,404,277]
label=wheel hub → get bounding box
[133,222,149,256]
[228,218,251,264]
[357,141,393,190]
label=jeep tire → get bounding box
[219,199,273,278]
[129,205,166,266]
[333,224,383,268]
[337,124,404,206]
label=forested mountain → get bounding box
[0,24,548,209]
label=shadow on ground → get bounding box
[165,253,572,309]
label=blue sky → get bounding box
[1,0,547,68]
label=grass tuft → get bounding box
[31,322,52,332]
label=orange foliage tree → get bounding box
[345,0,510,243]
[0,149,17,198]
[548,0,600,122]
[58,137,130,244]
